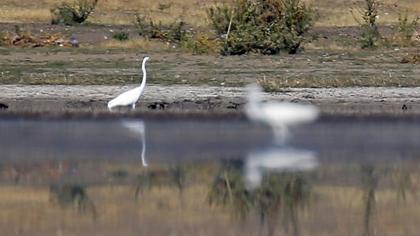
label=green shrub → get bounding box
[51,0,98,25]
[352,0,380,49]
[183,33,220,54]
[49,184,96,218]
[206,4,232,35]
[167,21,187,42]
[135,14,165,39]
[112,31,129,41]
[396,12,419,46]
[135,14,188,43]
[207,0,315,55]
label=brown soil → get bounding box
[0,85,419,119]
[1,23,419,118]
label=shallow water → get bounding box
[0,117,420,235]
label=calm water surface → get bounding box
[0,117,419,236]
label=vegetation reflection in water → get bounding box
[0,121,419,236]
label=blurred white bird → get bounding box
[108,56,150,110]
[245,84,319,143]
[244,147,317,189]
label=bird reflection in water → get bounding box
[244,82,319,188]
[244,146,318,189]
[209,147,317,236]
[121,120,148,167]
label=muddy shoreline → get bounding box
[0,85,419,119]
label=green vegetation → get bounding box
[207,0,315,55]
[208,162,312,236]
[396,12,419,46]
[112,31,130,41]
[49,184,96,218]
[182,33,220,55]
[0,161,419,235]
[135,14,187,43]
[51,0,99,25]
[352,0,380,49]
[135,164,189,203]
[0,49,418,87]
[208,162,253,220]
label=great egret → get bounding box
[121,120,148,167]
[245,84,319,143]
[108,56,150,110]
[244,147,317,189]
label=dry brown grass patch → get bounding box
[401,54,420,64]
[0,0,419,27]
[97,38,169,50]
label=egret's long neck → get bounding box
[140,59,147,87]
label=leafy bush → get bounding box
[51,0,98,25]
[207,0,315,55]
[112,31,129,41]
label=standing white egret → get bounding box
[245,84,319,143]
[108,56,150,110]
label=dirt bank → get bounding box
[0,85,418,118]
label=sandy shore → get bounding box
[0,85,419,118]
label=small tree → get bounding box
[352,0,380,48]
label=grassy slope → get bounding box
[0,48,419,87]
[1,0,419,27]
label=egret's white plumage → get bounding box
[108,56,150,110]
[245,84,319,143]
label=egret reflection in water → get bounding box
[121,120,148,167]
[244,146,318,189]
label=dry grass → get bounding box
[0,180,419,235]
[0,184,237,236]
[0,8,50,23]
[305,40,360,51]
[257,70,420,90]
[0,0,419,27]
[308,0,420,27]
[0,0,215,26]
[97,38,170,50]
[310,185,420,236]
